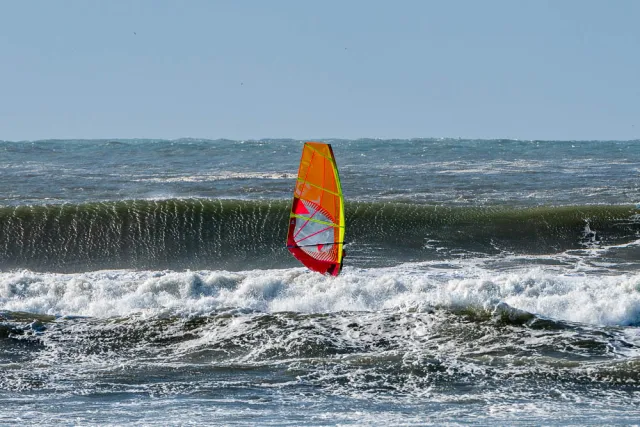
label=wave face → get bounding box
[1,199,639,272]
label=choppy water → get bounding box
[2,138,640,425]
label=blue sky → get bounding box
[1,0,639,141]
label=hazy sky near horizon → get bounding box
[1,0,639,141]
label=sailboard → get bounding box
[287,142,345,276]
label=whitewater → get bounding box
[2,138,640,425]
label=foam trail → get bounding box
[3,263,640,326]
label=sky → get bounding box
[1,0,639,141]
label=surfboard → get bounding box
[287,142,345,276]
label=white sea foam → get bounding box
[2,262,640,326]
[134,172,296,183]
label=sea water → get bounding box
[2,138,640,425]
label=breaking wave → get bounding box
[0,199,639,272]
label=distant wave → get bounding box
[0,199,639,272]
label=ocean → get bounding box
[2,138,640,425]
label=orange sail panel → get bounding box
[287,142,345,276]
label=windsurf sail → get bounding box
[287,142,345,276]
